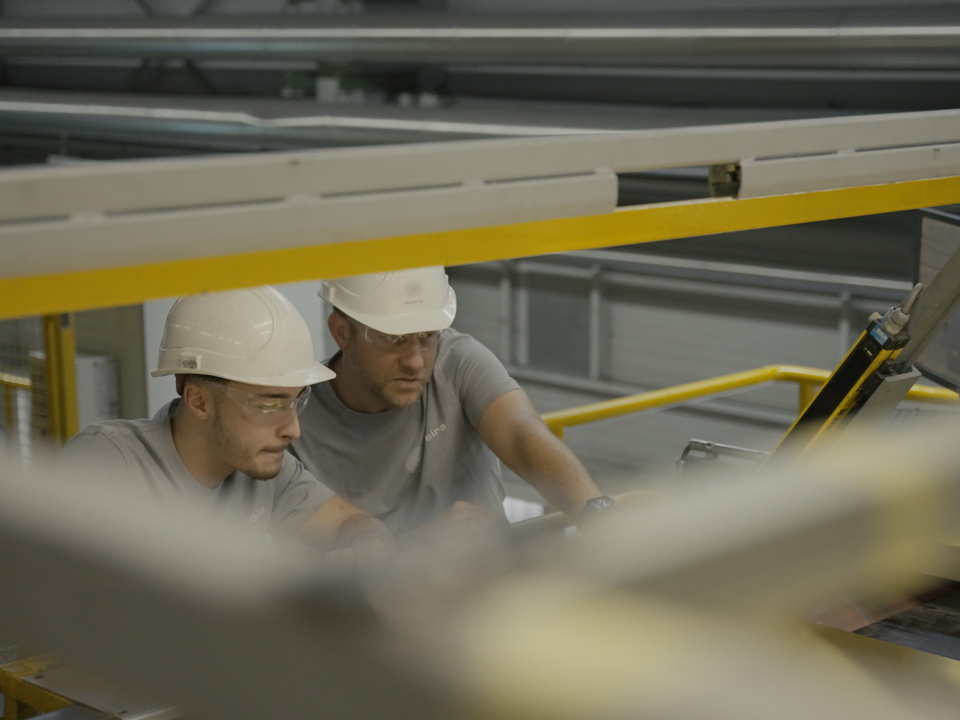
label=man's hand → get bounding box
[298,494,394,570]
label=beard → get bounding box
[211,400,283,481]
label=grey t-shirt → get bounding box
[58,399,334,539]
[289,328,520,533]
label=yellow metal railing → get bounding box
[41,313,78,446]
[0,314,78,453]
[542,364,959,439]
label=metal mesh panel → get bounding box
[0,318,45,468]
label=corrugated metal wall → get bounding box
[449,239,913,497]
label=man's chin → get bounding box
[246,463,283,481]
[384,388,424,408]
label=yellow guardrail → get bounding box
[542,364,960,439]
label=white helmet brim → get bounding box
[320,266,457,335]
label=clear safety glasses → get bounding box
[349,319,440,352]
[205,381,311,424]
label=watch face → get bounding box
[582,495,616,516]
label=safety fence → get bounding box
[0,314,79,468]
[0,318,44,468]
[541,364,958,440]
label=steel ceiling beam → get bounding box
[0,18,958,69]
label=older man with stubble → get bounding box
[290,266,615,537]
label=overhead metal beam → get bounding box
[739,142,960,199]
[2,174,959,321]
[1,169,618,279]
[0,19,958,69]
[1,110,959,319]
[2,108,958,225]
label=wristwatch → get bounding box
[579,495,616,522]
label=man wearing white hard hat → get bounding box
[59,286,392,566]
[290,266,611,535]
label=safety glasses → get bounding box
[205,381,311,424]
[348,318,440,352]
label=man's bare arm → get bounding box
[476,389,602,518]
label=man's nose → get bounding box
[397,339,426,370]
[278,408,301,440]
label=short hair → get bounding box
[177,373,227,396]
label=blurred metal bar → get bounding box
[2,108,958,225]
[0,19,958,69]
[0,472,446,720]
[8,418,960,719]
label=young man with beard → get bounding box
[289,266,613,535]
[59,286,392,567]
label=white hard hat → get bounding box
[152,286,335,387]
[320,266,457,335]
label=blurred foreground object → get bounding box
[6,418,960,719]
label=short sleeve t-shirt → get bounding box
[290,328,520,533]
[58,400,333,539]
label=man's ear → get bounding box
[182,380,215,420]
[328,312,351,352]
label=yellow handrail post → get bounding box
[42,313,78,447]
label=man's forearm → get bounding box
[512,426,602,517]
[336,511,393,549]
[477,389,604,519]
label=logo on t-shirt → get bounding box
[425,424,446,441]
[240,506,266,527]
